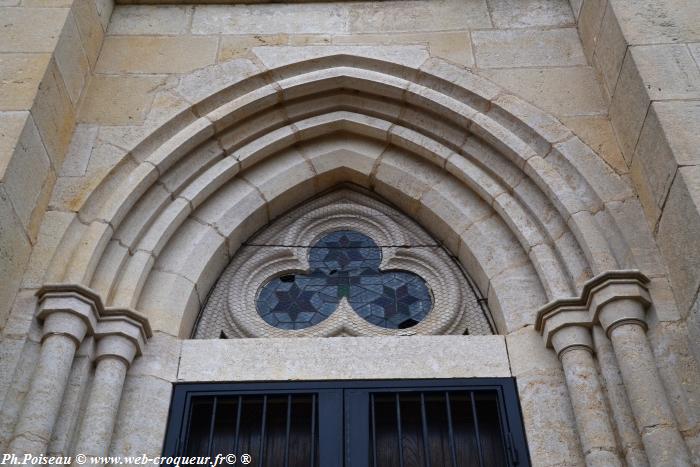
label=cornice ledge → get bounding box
[535,270,651,347]
[36,284,152,352]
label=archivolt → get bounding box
[44,47,646,337]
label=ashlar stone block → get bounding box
[505,325,560,376]
[0,54,52,111]
[472,28,586,68]
[0,187,32,328]
[108,5,192,35]
[31,59,76,169]
[560,116,627,175]
[157,219,230,300]
[632,100,700,227]
[631,44,700,101]
[138,269,200,337]
[60,124,98,177]
[347,0,491,33]
[72,0,105,68]
[78,75,167,125]
[192,178,268,256]
[176,58,262,110]
[0,7,69,53]
[593,1,627,98]
[488,262,546,332]
[332,31,474,68]
[96,36,218,74]
[516,370,585,466]
[0,112,30,179]
[610,0,700,44]
[456,213,528,295]
[416,175,493,254]
[611,44,700,162]
[301,134,385,191]
[656,166,700,318]
[241,147,316,220]
[577,0,607,62]
[373,147,446,215]
[110,375,173,458]
[0,112,51,235]
[486,0,574,28]
[479,66,606,118]
[253,44,430,74]
[191,3,348,35]
[178,336,510,382]
[53,13,90,105]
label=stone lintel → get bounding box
[536,270,651,347]
[36,284,152,352]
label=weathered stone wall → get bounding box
[53,8,603,462]
[571,0,700,359]
[0,0,112,327]
[571,0,700,460]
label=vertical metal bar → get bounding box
[444,393,457,467]
[284,394,292,467]
[259,396,268,467]
[183,400,195,455]
[395,393,404,467]
[206,397,218,456]
[470,392,485,467]
[370,394,377,467]
[310,394,316,467]
[420,393,431,467]
[233,396,242,455]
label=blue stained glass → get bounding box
[256,230,433,330]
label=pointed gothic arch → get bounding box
[40,48,651,339]
[9,47,692,466]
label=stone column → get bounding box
[550,325,622,467]
[8,291,98,455]
[598,298,692,466]
[73,314,149,461]
[591,326,649,467]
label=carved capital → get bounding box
[536,270,651,347]
[550,325,593,359]
[36,284,152,356]
[95,309,151,364]
[36,285,100,345]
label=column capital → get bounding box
[36,284,101,345]
[95,310,151,365]
[550,325,593,359]
[536,303,591,355]
[587,274,650,337]
[36,284,152,351]
[536,270,651,341]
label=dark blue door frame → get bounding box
[162,378,531,466]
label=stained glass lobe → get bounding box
[256,230,433,330]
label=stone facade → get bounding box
[0,0,699,466]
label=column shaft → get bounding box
[610,323,692,466]
[8,335,79,455]
[592,326,649,467]
[73,358,129,458]
[560,347,622,467]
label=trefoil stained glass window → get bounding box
[256,231,433,330]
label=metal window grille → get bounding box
[164,379,530,467]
